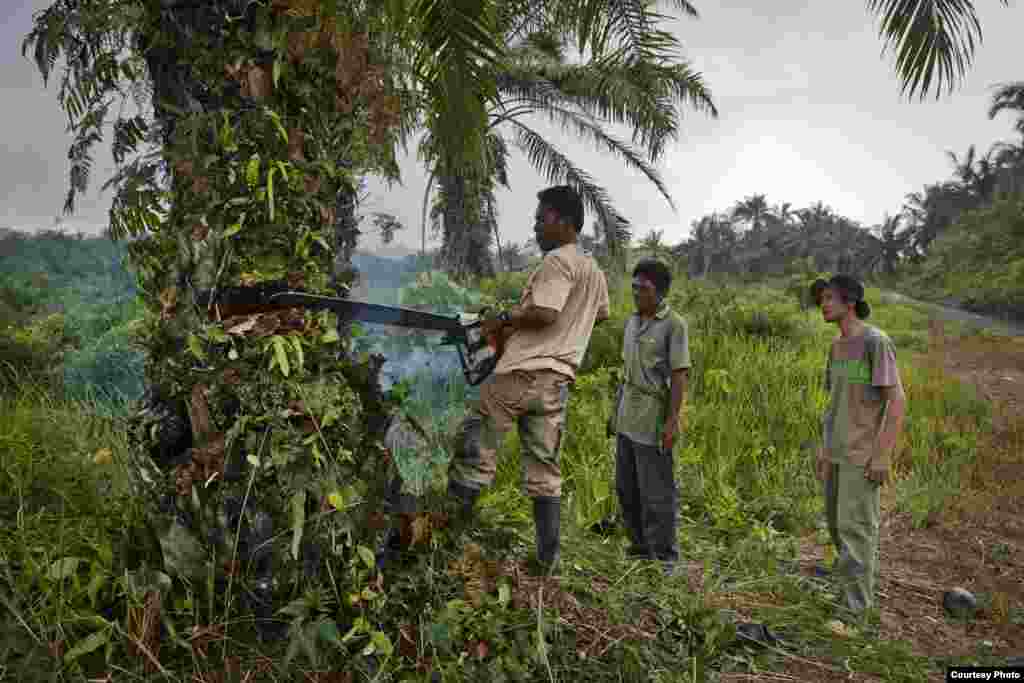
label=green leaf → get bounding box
[498,580,511,608]
[290,490,307,561]
[47,557,83,581]
[370,630,394,657]
[318,619,343,647]
[356,545,375,570]
[272,335,290,377]
[267,167,276,221]
[321,327,340,344]
[290,335,304,372]
[86,572,107,607]
[266,109,289,143]
[246,155,260,187]
[224,221,243,238]
[64,629,110,663]
[277,598,309,619]
[273,58,283,88]
[187,334,206,361]
[207,326,229,344]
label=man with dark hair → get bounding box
[810,274,906,618]
[608,258,689,575]
[446,185,609,574]
[535,185,585,234]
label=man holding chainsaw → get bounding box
[447,185,610,574]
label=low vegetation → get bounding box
[2,231,1020,681]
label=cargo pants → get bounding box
[450,370,571,498]
[824,462,881,613]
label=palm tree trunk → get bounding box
[491,197,504,272]
[421,170,436,259]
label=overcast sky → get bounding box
[3,0,1022,254]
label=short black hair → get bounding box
[537,185,584,233]
[810,275,871,319]
[632,259,672,297]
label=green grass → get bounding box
[0,271,1011,681]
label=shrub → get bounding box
[477,271,529,308]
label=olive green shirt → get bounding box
[614,301,690,446]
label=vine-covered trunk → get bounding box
[121,0,407,640]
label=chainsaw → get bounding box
[196,284,503,386]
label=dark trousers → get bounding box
[615,434,679,563]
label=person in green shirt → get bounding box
[608,259,690,575]
[810,274,906,617]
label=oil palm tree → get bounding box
[988,81,1024,136]
[731,194,770,235]
[861,213,909,276]
[420,7,719,277]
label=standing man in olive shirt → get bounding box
[609,259,690,575]
[447,185,610,574]
[811,274,906,616]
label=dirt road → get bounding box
[882,290,1024,336]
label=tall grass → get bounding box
[1,261,1013,681]
[488,277,992,539]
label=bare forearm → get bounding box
[508,304,557,329]
[878,397,906,455]
[668,373,687,431]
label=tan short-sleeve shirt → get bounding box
[494,243,609,379]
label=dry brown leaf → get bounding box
[127,590,163,673]
[174,159,195,178]
[245,65,273,100]
[287,270,306,289]
[188,625,224,659]
[319,203,336,226]
[188,384,213,444]
[191,223,209,242]
[48,640,65,660]
[175,463,196,496]
[159,286,178,319]
[225,315,259,336]
[398,623,418,659]
[191,175,210,196]
[287,128,306,162]
[304,173,322,195]
[251,313,281,338]
[474,639,489,660]
[410,514,431,546]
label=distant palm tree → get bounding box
[861,214,909,276]
[989,141,1024,197]
[946,144,998,206]
[902,182,963,256]
[592,211,633,274]
[686,213,736,278]
[731,194,770,235]
[639,229,673,262]
[988,81,1024,136]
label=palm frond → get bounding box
[529,101,675,208]
[503,58,716,161]
[406,0,505,169]
[866,0,1007,101]
[509,119,631,236]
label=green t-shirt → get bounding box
[614,302,690,446]
[822,324,903,467]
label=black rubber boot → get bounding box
[532,496,561,576]
[447,479,481,531]
[375,475,419,570]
